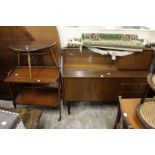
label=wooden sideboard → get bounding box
[63,48,153,103]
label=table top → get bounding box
[120,98,145,129]
[10,41,56,52]
[4,66,60,84]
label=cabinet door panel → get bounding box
[92,79,119,101]
[63,78,147,102]
[63,78,91,102]
[91,78,147,101]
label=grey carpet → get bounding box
[0,100,117,129]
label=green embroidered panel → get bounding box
[81,33,144,51]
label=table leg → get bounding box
[8,83,16,108]
[27,51,32,78]
[18,51,20,66]
[58,76,62,121]
[50,49,59,69]
[13,101,17,108]
[58,104,62,121]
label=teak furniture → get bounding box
[10,41,58,78]
[114,96,149,129]
[0,26,61,100]
[63,48,153,114]
[4,41,62,121]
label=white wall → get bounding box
[57,26,155,47]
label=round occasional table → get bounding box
[10,41,58,78]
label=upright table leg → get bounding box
[58,74,62,121]
[18,51,20,66]
[50,50,59,69]
[8,83,16,108]
[27,51,32,78]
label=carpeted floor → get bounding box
[0,100,117,129]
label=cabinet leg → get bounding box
[68,102,71,115]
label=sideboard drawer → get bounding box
[117,82,147,98]
[118,82,147,91]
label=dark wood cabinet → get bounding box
[63,48,152,103]
[63,76,147,102]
